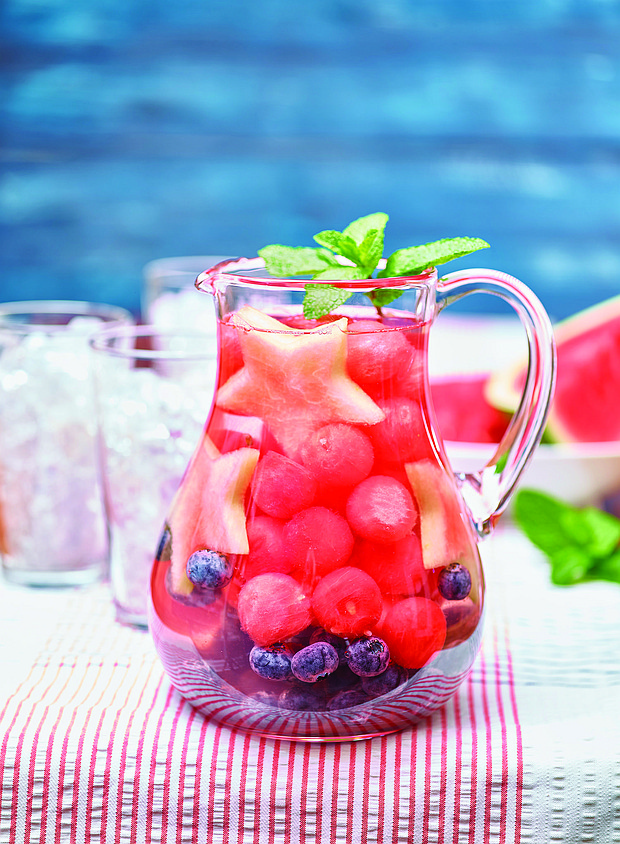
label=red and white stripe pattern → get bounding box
[0,581,523,843]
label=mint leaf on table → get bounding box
[513,488,620,587]
[378,237,490,278]
[513,489,575,555]
[548,546,593,586]
[259,215,489,317]
[590,551,620,583]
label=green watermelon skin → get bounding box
[486,294,620,444]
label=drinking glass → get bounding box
[141,256,229,332]
[0,301,134,586]
[90,325,217,627]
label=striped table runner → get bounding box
[1,525,619,843]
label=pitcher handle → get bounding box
[435,268,556,537]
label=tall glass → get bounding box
[90,326,217,627]
[0,301,134,587]
[141,256,229,331]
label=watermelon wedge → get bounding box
[168,434,259,595]
[404,459,474,571]
[486,294,620,443]
[430,374,511,444]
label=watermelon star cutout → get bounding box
[216,306,385,456]
[169,434,259,595]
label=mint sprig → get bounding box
[513,489,620,586]
[257,213,489,318]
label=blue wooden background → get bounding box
[2,0,620,321]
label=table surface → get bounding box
[2,521,620,844]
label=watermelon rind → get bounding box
[485,293,620,443]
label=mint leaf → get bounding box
[378,237,490,278]
[577,507,620,558]
[259,245,334,276]
[514,488,620,588]
[513,489,575,557]
[312,231,359,265]
[550,546,592,586]
[258,216,488,317]
[357,228,384,271]
[343,212,389,247]
[312,266,371,281]
[303,284,353,319]
[368,288,403,308]
[590,551,620,583]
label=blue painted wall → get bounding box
[2,0,620,320]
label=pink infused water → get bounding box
[149,306,484,739]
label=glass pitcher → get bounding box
[148,258,555,741]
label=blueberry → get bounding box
[249,644,294,681]
[165,566,217,606]
[186,549,233,589]
[320,664,360,694]
[309,628,348,661]
[278,686,326,711]
[345,637,390,677]
[438,563,472,601]
[361,664,408,697]
[326,688,369,711]
[291,642,339,683]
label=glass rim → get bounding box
[0,300,134,332]
[143,256,232,281]
[196,256,437,294]
[89,324,217,361]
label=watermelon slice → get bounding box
[168,434,259,595]
[405,459,473,571]
[486,294,620,443]
[216,306,384,456]
[430,374,511,444]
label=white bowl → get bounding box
[445,440,620,507]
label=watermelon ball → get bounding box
[438,562,472,601]
[369,397,431,464]
[237,573,313,646]
[352,533,426,596]
[186,549,234,589]
[311,566,382,638]
[291,641,340,683]
[346,475,417,543]
[299,423,374,487]
[361,664,409,698]
[345,637,390,677]
[243,515,290,579]
[346,320,413,387]
[284,506,355,579]
[379,597,447,669]
[249,643,294,681]
[251,451,317,519]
